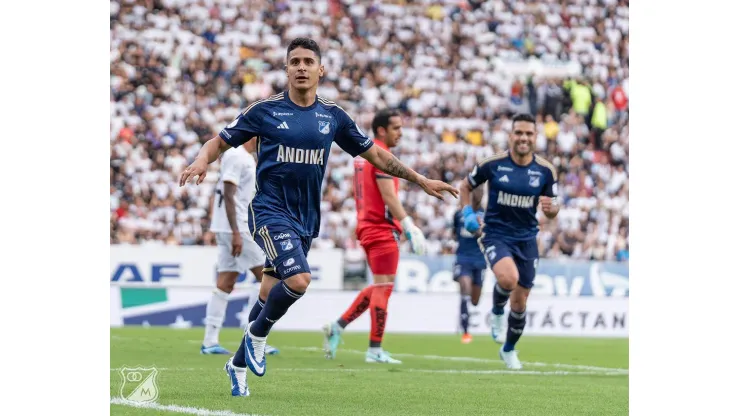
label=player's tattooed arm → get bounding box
[360,146,459,200]
[383,156,419,182]
[362,145,422,182]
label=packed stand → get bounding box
[110,0,629,262]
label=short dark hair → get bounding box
[511,113,537,125]
[286,38,321,62]
[511,113,536,128]
[371,109,401,136]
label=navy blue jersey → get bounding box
[466,151,558,242]
[453,209,487,267]
[219,92,374,238]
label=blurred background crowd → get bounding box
[110,0,629,263]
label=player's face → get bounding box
[509,121,536,157]
[286,47,324,92]
[383,116,403,148]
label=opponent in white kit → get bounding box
[201,138,279,356]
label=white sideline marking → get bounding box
[110,397,264,415]
[276,367,626,376]
[111,336,628,374]
[287,346,629,374]
[110,367,625,376]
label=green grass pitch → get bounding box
[110,327,628,416]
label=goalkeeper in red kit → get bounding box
[322,109,426,364]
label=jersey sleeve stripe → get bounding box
[240,92,284,115]
[477,151,509,166]
[375,173,393,179]
[534,155,558,179]
[318,96,352,119]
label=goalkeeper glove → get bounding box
[462,205,480,233]
[401,217,427,255]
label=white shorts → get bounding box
[216,232,266,273]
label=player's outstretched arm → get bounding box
[360,146,459,201]
[179,136,232,186]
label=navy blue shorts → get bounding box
[479,234,539,289]
[251,226,313,280]
[453,262,486,286]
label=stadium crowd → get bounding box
[110,0,629,262]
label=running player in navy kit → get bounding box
[180,38,458,396]
[458,113,560,369]
[452,186,487,344]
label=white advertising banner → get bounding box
[112,288,628,338]
[387,255,630,298]
[274,292,628,338]
[110,245,343,290]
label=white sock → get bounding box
[231,360,248,386]
[203,288,230,347]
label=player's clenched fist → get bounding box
[540,196,559,215]
[180,158,209,186]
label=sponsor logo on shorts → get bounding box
[283,258,295,267]
[273,232,291,240]
[284,265,301,274]
[485,246,497,264]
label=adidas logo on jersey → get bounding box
[499,175,509,183]
[277,121,289,130]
